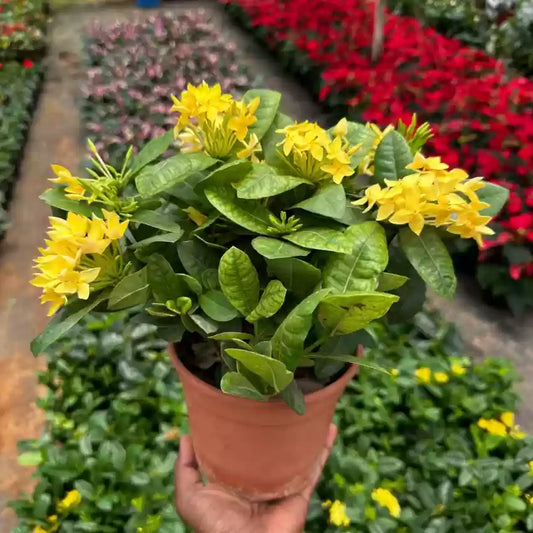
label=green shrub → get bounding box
[11,310,533,532]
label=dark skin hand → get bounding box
[174,424,337,533]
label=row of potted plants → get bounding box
[12,311,533,532]
[0,59,43,241]
[387,0,533,78]
[81,12,255,168]
[220,0,533,313]
[0,0,48,60]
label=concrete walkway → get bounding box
[0,1,532,530]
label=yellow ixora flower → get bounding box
[49,164,87,201]
[171,82,260,160]
[478,417,508,437]
[322,500,350,527]
[415,367,432,384]
[371,488,401,518]
[352,151,494,246]
[451,363,467,376]
[501,411,526,440]
[276,118,359,184]
[433,372,449,384]
[57,489,82,514]
[477,411,525,439]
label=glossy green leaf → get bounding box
[199,290,239,322]
[252,237,309,259]
[195,159,251,192]
[235,163,310,199]
[177,240,219,279]
[271,289,331,370]
[243,89,281,140]
[308,353,389,374]
[225,348,293,392]
[318,291,398,334]
[221,372,269,401]
[218,247,260,316]
[378,272,408,291]
[30,291,109,356]
[267,258,321,297]
[339,121,377,153]
[293,183,346,219]
[280,381,305,415]
[246,280,287,322]
[108,268,149,311]
[373,130,413,182]
[130,210,182,233]
[209,332,254,341]
[147,254,198,302]
[39,187,102,218]
[130,230,183,249]
[477,182,510,217]
[284,228,352,253]
[205,185,273,235]
[136,153,217,197]
[187,314,218,334]
[261,112,294,168]
[399,227,457,298]
[323,222,388,293]
[131,130,174,173]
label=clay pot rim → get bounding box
[168,342,358,409]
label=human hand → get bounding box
[174,424,337,533]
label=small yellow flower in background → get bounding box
[171,82,260,160]
[49,165,86,201]
[415,367,431,384]
[478,417,508,437]
[322,500,350,527]
[501,411,526,440]
[372,488,401,518]
[526,494,533,505]
[33,526,49,533]
[528,460,533,475]
[57,489,82,513]
[451,363,467,376]
[390,368,399,377]
[434,372,449,384]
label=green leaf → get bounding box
[323,222,388,293]
[195,159,252,192]
[131,130,174,173]
[130,230,183,249]
[373,130,413,182]
[30,291,109,356]
[108,268,149,311]
[271,289,331,370]
[246,280,287,322]
[205,185,273,234]
[147,254,198,302]
[39,187,102,217]
[243,89,281,140]
[177,240,219,279]
[252,237,309,259]
[225,348,293,392]
[17,451,43,466]
[136,153,217,197]
[280,381,305,415]
[308,353,389,374]
[219,247,260,315]
[236,163,311,199]
[199,290,239,322]
[209,332,254,341]
[337,121,377,155]
[187,314,218,334]
[261,112,294,168]
[293,183,346,219]
[284,228,352,253]
[377,272,408,291]
[318,291,398,334]
[477,182,510,217]
[221,372,269,401]
[399,227,456,298]
[130,210,182,233]
[267,258,321,297]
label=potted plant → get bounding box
[31,82,508,501]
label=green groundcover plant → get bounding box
[30,83,509,413]
[11,310,533,532]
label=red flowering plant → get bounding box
[221,0,533,312]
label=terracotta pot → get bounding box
[169,343,358,501]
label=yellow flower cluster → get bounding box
[415,367,449,384]
[49,165,86,201]
[171,82,261,160]
[322,499,350,527]
[353,152,494,245]
[478,412,526,439]
[31,211,128,316]
[33,490,82,533]
[371,488,401,518]
[276,118,360,184]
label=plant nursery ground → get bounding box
[1,1,533,532]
